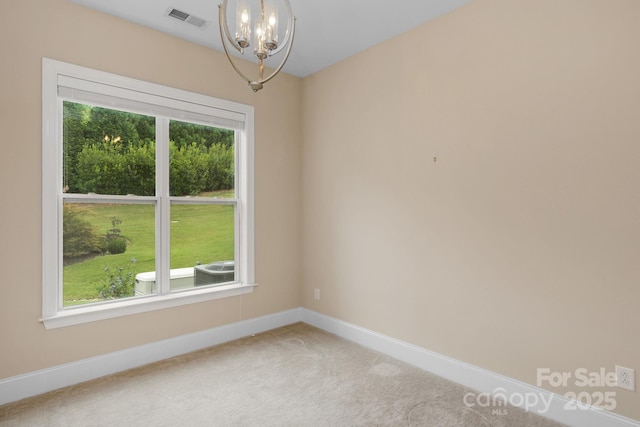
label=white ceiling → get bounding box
[69,0,472,78]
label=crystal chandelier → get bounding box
[218,0,296,92]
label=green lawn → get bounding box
[63,195,234,305]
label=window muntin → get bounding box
[43,58,255,327]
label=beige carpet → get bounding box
[0,323,565,426]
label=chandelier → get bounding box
[218,0,296,92]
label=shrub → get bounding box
[122,141,155,195]
[75,142,155,196]
[207,143,234,191]
[169,141,210,195]
[74,139,233,196]
[63,204,104,259]
[75,143,126,194]
[106,238,127,254]
[98,259,137,300]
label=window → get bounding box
[42,59,255,329]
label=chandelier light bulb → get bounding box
[254,21,267,59]
[235,3,251,48]
[265,11,278,51]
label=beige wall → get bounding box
[302,0,640,420]
[0,0,301,377]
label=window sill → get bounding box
[41,283,257,329]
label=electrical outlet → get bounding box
[615,366,635,391]
[314,288,320,300]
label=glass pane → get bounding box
[169,120,235,199]
[170,204,235,290]
[63,202,156,306]
[63,101,156,196]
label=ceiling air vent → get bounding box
[166,7,209,29]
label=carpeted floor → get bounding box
[0,323,565,426]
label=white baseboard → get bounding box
[0,307,303,406]
[299,308,639,427]
[1,307,637,427]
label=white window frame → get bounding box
[42,58,255,329]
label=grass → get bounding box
[63,192,235,306]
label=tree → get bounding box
[64,103,235,195]
[170,121,233,149]
[83,106,153,148]
[63,102,90,192]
